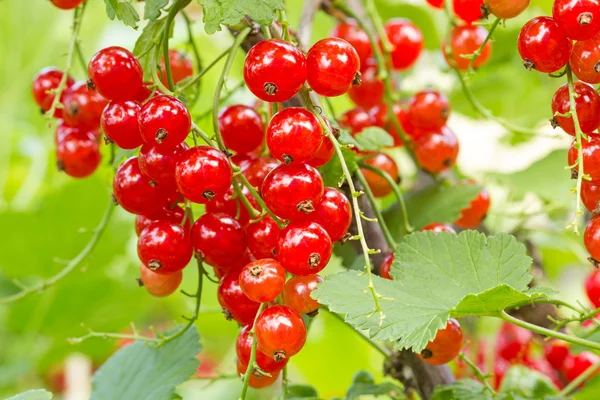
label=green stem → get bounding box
[326,309,391,358]
[240,303,267,400]
[68,331,161,345]
[75,41,87,76]
[177,47,230,94]
[238,173,285,228]
[261,24,272,39]
[233,177,260,218]
[162,0,192,91]
[191,122,217,146]
[364,0,392,53]
[193,80,245,120]
[278,9,291,42]
[458,353,494,393]
[465,17,500,74]
[559,360,600,396]
[182,11,202,71]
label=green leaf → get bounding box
[313,231,546,352]
[353,127,394,151]
[144,0,169,20]
[286,384,319,399]
[318,147,357,188]
[338,129,362,150]
[104,0,140,29]
[345,371,405,400]
[5,390,53,400]
[91,326,201,400]
[133,18,168,80]
[498,366,561,398]
[574,375,600,400]
[432,379,493,400]
[198,0,285,34]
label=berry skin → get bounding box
[243,157,279,189]
[266,108,324,164]
[55,119,82,144]
[564,352,600,382]
[331,19,373,68]
[518,17,573,73]
[32,67,74,118]
[88,47,143,101]
[239,258,287,303]
[496,322,532,362]
[340,107,376,134]
[380,253,394,280]
[568,136,600,181]
[581,181,600,212]
[455,185,490,228]
[247,216,281,259]
[571,39,600,84]
[282,274,323,315]
[261,163,324,220]
[348,58,384,108]
[219,105,265,155]
[585,269,600,307]
[544,340,571,370]
[160,49,194,86]
[236,358,281,388]
[244,39,307,102]
[218,270,260,325]
[306,38,361,97]
[307,136,336,168]
[384,19,423,70]
[101,101,144,149]
[50,0,84,9]
[453,0,484,23]
[408,90,450,131]
[255,305,307,361]
[236,325,288,373]
[139,142,189,187]
[445,25,493,71]
[484,0,530,19]
[553,0,600,41]
[135,205,187,236]
[300,187,352,242]
[56,131,101,178]
[414,127,459,173]
[427,0,445,7]
[62,81,108,130]
[585,218,600,263]
[175,146,233,204]
[137,221,193,274]
[192,212,247,270]
[139,95,191,152]
[276,220,332,276]
[361,153,399,198]
[421,223,456,233]
[551,82,600,135]
[139,264,182,297]
[418,319,463,365]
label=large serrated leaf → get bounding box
[104,0,140,29]
[354,127,394,151]
[198,0,285,34]
[313,231,548,352]
[6,390,53,400]
[144,0,169,20]
[91,326,201,400]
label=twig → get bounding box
[465,17,500,75]
[177,47,230,94]
[559,360,600,396]
[240,303,267,400]
[458,353,494,393]
[162,0,193,91]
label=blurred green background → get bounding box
[0,0,586,398]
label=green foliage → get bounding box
[286,384,319,399]
[104,0,140,29]
[353,127,394,151]
[91,326,201,400]
[5,390,53,400]
[432,379,493,400]
[345,371,405,400]
[319,147,357,188]
[499,366,561,399]
[197,0,285,34]
[144,0,169,20]
[133,18,169,80]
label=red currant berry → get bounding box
[408,90,450,131]
[568,136,600,181]
[137,221,193,274]
[236,325,288,373]
[571,38,600,84]
[455,185,490,228]
[331,19,373,68]
[247,216,281,259]
[276,220,332,276]
[243,157,279,189]
[585,217,600,263]
[453,0,484,23]
[139,263,182,297]
[484,0,530,19]
[244,39,307,102]
[361,153,399,198]
[262,163,324,220]
[139,142,189,187]
[218,270,260,325]
[55,119,90,144]
[380,254,394,280]
[348,58,384,108]
[300,187,352,242]
[544,340,571,370]
[445,25,493,71]
[496,322,532,362]
[307,136,336,168]
[175,146,233,204]
[553,0,600,41]
[139,95,191,152]
[135,205,187,236]
[418,318,463,365]
[384,19,423,70]
[306,38,361,97]
[414,127,459,173]
[219,105,265,155]
[50,0,84,9]
[160,49,194,86]
[552,82,600,135]
[427,0,445,7]
[255,305,307,361]
[582,181,600,212]
[564,351,600,381]
[267,107,323,164]
[585,269,600,307]
[32,67,74,118]
[88,46,143,101]
[101,100,144,149]
[340,107,376,135]
[62,81,108,130]
[191,212,247,269]
[383,103,420,145]
[236,358,281,388]
[282,274,323,316]
[56,131,101,178]
[239,258,286,303]
[421,223,457,233]
[518,17,573,73]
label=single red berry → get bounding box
[282,274,323,316]
[239,258,286,303]
[331,19,373,68]
[160,49,194,86]
[62,81,108,130]
[384,19,423,70]
[585,218,600,264]
[340,107,376,135]
[50,0,84,9]
[421,223,457,233]
[205,186,257,227]
[244,39,307,102]
[484,0,530,19]
[585,269,600,307]
[139,142,189,187]
[307,136,336,168]
[276,220,332,276]
[262,163,324,220]
[101,100,144,149]
[564,351,600,381]
[32,67,74,118]
[544,340,571,370]
[139,264,182,297]
[135,205,187,236]
[191,212,247,269]
[418,319,463,365]
[380,253,394,280]
[300,187,352,242]
[571,38,600,84]
[568,136,600,181]
[348,58,384,108]
[88,47,143,101]
[518,17,573,73]
[455,184,490,228]
[408,90,450,131]
[247,216,281,259]
[306,37,361,97]
[137,221,193,274]
[55,119,92,144]
[267,108,323,164]
[453,0,484,23]
[582,181,600,212]
[255,305,307,361]
[218,270,260,325]
[243,157,279,189]
[496,322,532,362]
[113,157,174,215]
[236,358,281,388]
[175,146,233,204]
[427,0,445,7]
[414,127,459,173]
[219,105,265,155]
[553,0,600,41]
[552,82,600,135]
[236,325,288,373]
[56,131,101,178]
[445,25,493,71]
[139,95,191,152]
[361,153,400,198]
